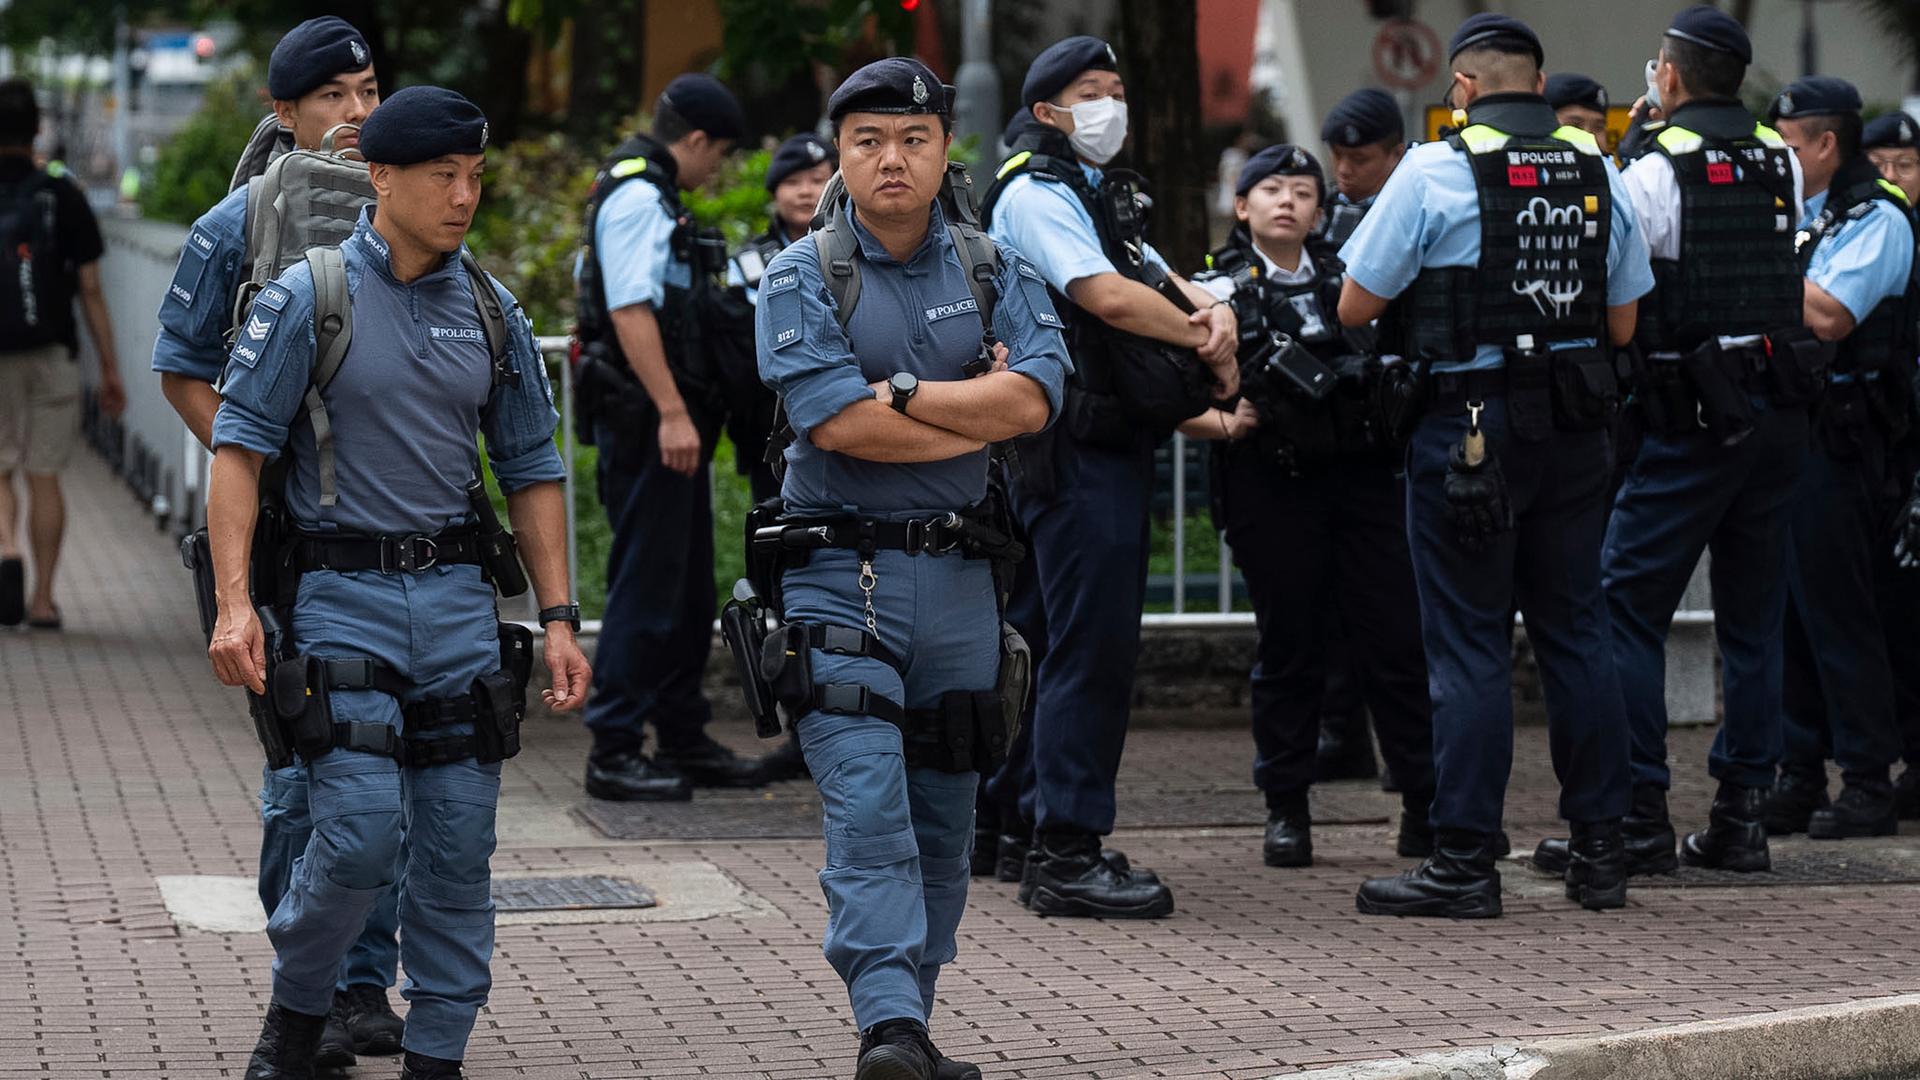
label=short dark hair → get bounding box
[1661,35,1746,100]
[1802,111,1864,160]
[0,78,40,148]
[652,94,694,144]
[1451,44,1539,93]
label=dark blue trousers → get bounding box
[1781,422,1902,784]
[584,421,716,754]
[1215,447,1434,803]
[1601,404,1807,791]
[1406,398,1631,835]
[987,428,1155,836]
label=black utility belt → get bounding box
[290,528,487,574]
[1424,343,1622,440]
[754,514,999,560]
[1637,328,1828,445]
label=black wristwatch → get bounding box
[537,603,582,632]
[888,371,919,415]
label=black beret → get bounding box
[1865,111,1920,150]
[828,57,950,124]
[267,16,372,102]
[1235,143,1324,198]
[1321,88,1403,147]
[1770,75,1863,122]
[1544,73,1608,113]
[1448,13,1543,65]
[663,74,745,140]
[1021,36,1119,107]
[765,133,836,191]
[358,86,488,165]
[1665,5,1753,66]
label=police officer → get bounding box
[1534,7,1808,880]
[977,35,1238,919]
[1866,112,1920,203]
[1545,73,1613,155]
[574,73,763,801]
[149,17,405,1065]
[1339,14,1653,918]
[1768,75,1918,838]
[753,57,1071,1080]
[205,87,589,1080]
[1189,144,1436,868]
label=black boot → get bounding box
[1680,781,1771,872]
[1894,768,1920,820]
[1807,777,1898,839]
[1315,711,1378,781]
[970,824,998,878]
[340,984,404,1056]
[755,735,811,784]
[1622,784,1679,875]
[244,1004,327,1080]
[856,1018,938,1080]
[1355,830,1502,919]
[1025,831,1174,919]
[994,826,1031,884]
[1262,791,1312,868]
[656,733,765,788]
[1529,836,1570,876]
[927,1035,983,1080]
[399,1050,465,1079]
[1564,820,1628,910]
[1760,770,1829,835]
[585,749,693,801]
[1400,814,1508,860]
[315,995,356,1069]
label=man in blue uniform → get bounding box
[204,87,589,1080]
[1534,7,1810,879]
[1339,14,1653,918]
[574,73,763,801]
[976,35,1238,920]
[752,57,1071,1080]
[149,18,405,1065]
[1768,76,1918,839]
[1545,73,1613,155]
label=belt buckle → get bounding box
[394,535,438,573]
[904,519,928,555]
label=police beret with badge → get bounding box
[1021,35,1120,107]
[1665,4,1753,65]
[1544,73,1607,113]
[827,57,951,123]
[1770,75,1863,122]
[663,73,746,141]
[1448,13,1543,65]
[765,132,837,192]
[267,16,372,102]
[1864,111,1919,151]
[1320,88,1403,147]
[1236,143,1324,198]
[358,86,489,165]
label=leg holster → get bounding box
[903,691,1008,774]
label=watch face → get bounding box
[892,372,918,393]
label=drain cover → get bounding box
[491,875,657,912]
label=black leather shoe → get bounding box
[856,1018,938,1080]
[656,734,765,788]
[340,984,403,1056]
[1315,712,1378,781]
[1356,830,1502,919]
[315,995,355,1069]
[1026,832,1174,919]
[1760,771,1829,835]
[584,751,693,802]
[1681,781,1771,872]
[245,1004,327,1080]
[994,829,1030,883]
[1263,793,1313,867]
[1808,779,1898,839]
[399,1050,465,1079]
[1529,836,1571,876]
[1895,768,1920,820]
[755,735,810,784]
[1565,819,1628,910]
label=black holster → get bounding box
[1680,339,1758,446]
[1548,345,1619,432]
[1765,327,1830,409]
[180,527,217,643]
[248,606,297,768]
[720,583,781,738]
[273,653,336,760]
[904,690,1007,773]
[760,621,816,730]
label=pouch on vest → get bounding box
[470,669,524,764]
[761,622,816,724]
[1765,327,1830,409]
[1680,339,1757,446]
[274,654,336,760]
[1548,345,1618,433]
[1502,345,1556,443]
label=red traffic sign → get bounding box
[1372,18,1442,91]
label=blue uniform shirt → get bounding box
[1800,189,1916,324]
[1339,138,1655,372]
[213,208,565,536]
[986,163,1169,294]
[579,178,690,312]
[756,199,1073,517]
[153,186,250,383]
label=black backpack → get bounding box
[0,170,66,350]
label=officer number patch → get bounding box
[765,281,805,352]
[166,239,212,308]
[1015,261,1064,329]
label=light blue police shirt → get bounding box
[1800,188,1915,324]
[757,199,1073,518]
[213,208,565,537]
[578,178,691,311]
[153,186,250,383]
[986,163,1169,294]
[1339,137,1655,372]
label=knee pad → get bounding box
[403,862,494,929]
[314,810,405,891]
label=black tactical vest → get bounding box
[1799,160,1920,375]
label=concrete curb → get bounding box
[1276,994,1920,1079]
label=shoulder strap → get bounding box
[230,114,291,193]
[811,172,864,330]
[304,246,353,507]
[460,251,516,387]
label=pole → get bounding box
[1799,0,1817,77]
[952,0,1001,154]
[111,9,130,192]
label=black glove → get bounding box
[1444,439,1514,552]
[1896,476,1920,570]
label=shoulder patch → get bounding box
[1012,259,1064,330]
[189,230,216,257]
[762,268,801,296]
[254,284,290,313]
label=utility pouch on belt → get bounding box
[274,654,336,760]
[180,527,218,643]
[721,580,782,738]
[1681,339,1757,446]
[469,669,523,763]
[1502,344,1555,443]
[761,622,816,722]
[903,691,1006,773]
[996,622,1031,747]
[498,621,534,708]
[1765,327,1829,409]
[1548,345,1619,433]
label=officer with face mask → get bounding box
[975,35,1239,920]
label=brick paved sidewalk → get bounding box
[7,452,1920,1079]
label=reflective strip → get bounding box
[1550,125,1603,155]
[1753,123,1787,148]
[1878,177,1913,206]
[1456,124,1508,154]
[995,150,1033,180]
[609,157,648,179]
[1656,125,1705,155]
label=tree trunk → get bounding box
[1115,0,1207,275]
[469,7,533,144]
[567,0,649,146]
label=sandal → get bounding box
[0,558,21,626]
[26,604,59,630]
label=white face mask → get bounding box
[1057,96,1128,165]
